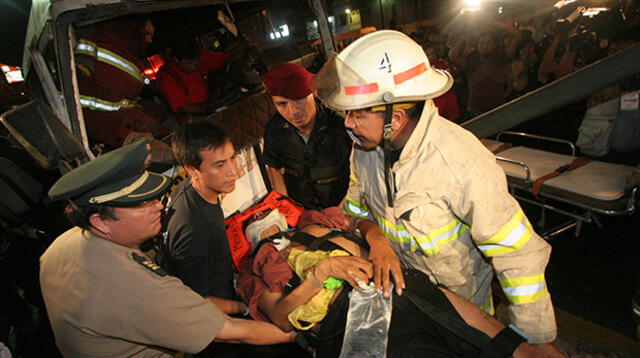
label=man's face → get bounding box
[178,58,200,74]
[189,140,238,199]
[142,20,155,46]
[344,109,384,150]
[106,200,164,247]
[478,35,497,57]
[272,94,317,134]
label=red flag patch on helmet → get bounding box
[344,82,379,95]
[394,63,427,85]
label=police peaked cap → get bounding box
[261,62,314,100]
[48,140,171,206]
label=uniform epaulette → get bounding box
[131,252,168,277]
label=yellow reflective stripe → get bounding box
[479,295,494,315]
[79,95,138,112]
[477,209,533,257]
[373,214,414,248]
[349,172,360,185]
[500,274,548,305]
[74,39,143,82]
[413,219,469,255]
[342,197,416,248]
[96,47,143,82]
[344,197,368,218]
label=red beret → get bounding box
[261,62,314,100]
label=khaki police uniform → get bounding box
[40,227,224,357]
[41,140,225,356]
[344,101,557,344]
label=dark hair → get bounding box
[173,40,200,61]
[171,120,230,169]
[406,101,426,121]
[65,201,118,230]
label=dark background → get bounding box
[0,0,31,66]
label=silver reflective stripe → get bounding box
[75,39,143,82]
[417,220,465,251]
[80,98,120,111]
[96,50,142,82]
[477,221,527,252]
[345,200,368,217]
[396,228,410,238]
[79,96,137,112]
[502,283,545,297]
[76,43,96,53]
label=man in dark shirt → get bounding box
[261,63,352,210]
[165,120,246,315]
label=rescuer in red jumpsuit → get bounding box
[75,16,171,149]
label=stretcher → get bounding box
[481,132,639,239]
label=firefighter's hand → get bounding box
[314,256,373,290]
[368,235,405,297]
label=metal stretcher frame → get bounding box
[483,132,639,240]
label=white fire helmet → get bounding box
[313,30,453,112]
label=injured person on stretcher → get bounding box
[237,224,562,358]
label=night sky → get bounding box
[1,0,32,66]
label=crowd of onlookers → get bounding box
[403,1,640,127]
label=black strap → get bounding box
[382,104,394,207]
[295,330,319,353]
[288,230,347,252]
[479,327,526,358]
[253,143,272,193]
[403,290,523,357]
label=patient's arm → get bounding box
[258,280,321,331]
[258,254,373,332]
[440,289,563,358]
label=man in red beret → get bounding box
[261,62,352,210]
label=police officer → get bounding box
[40,140,293,357]
[261,63,352,210]
[313,30,562,356]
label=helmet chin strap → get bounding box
[382,104,395,207]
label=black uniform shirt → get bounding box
[262,103,352,210]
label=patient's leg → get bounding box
[440,289,562,358]
[439,289,503,337]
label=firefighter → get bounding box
[75,17,173,150]
[313,30,560,354]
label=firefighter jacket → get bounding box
[262,104,352,210]
[344,100,557,344]
[75,20,167,147]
